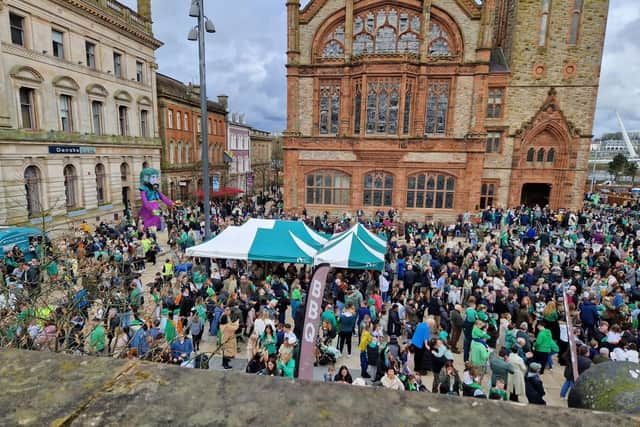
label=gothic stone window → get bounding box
[527,147,535,162]
[547,148,555,163]
[319,82,340,134]
[322,25,345,59]
[428,22,452,57]
[406,173,455,209]
[569,0,583,45]
[353,80,362,134]
[363,172,394,207]
[537,148,545,162]
[366,78,400,135]
[486,131,502,153]
[487,88,504,118]
[403,80,413,135]
[306,170,350,205]
[425,80,450,135]
[352,7,421,56]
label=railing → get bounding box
[82,0,151,34]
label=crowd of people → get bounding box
[1,193,639,408]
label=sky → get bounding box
[121,0,640,136]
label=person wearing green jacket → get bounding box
[533,323,558,374]
[278,353,296,378]
[470,321,491,372]
[89,318,106,354]
[321,304,337,330]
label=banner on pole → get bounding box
[298,264,330,381]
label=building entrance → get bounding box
[520,183,551,207]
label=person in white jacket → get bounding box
[507,347,528,402]
[381,367,405,391]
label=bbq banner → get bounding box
[562,286,579,382]
[298,264,330,381]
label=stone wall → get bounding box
[0,349,637,426]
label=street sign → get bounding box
[212,175,220,192]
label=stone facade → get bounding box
[227,114,251,193]
[0,0,162,227]
[156,73,227,202]
[284,0,609,221]
[249,128,273,195]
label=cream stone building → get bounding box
[0,0,162,226]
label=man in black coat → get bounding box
[525,362,546,405]
[387,304,402,337]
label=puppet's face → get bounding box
[149,174,159,189]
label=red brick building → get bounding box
[283,0,608,220]
[157,73,227,201]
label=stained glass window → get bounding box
[366,79,401,135]
[425,80,450,135]
[319,83,340,134]
[322,25,345,59]
[352,6,423,56]
[428,22,452,56]
[354,82,362,134]
[354,34,374,55]
[403,82,412,135]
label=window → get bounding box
[52,29,64,58]
[19,87,36,129]
[177,142,183,164]
[167,110,173,129]
[406,173,455,209]
[526,147,535,162]
[113,52,122,78]
[319,83,340,134]
[569,0,583,45]
[120,162,130,182]
[487,88,504,118]
[63,164,77,208]
[486,131,502,153]
[140,109,149,137]
[24,166,42,217]
[403,81,412,135]
[184,113,189,131]
[366,79,400,134]
[169,141,175,163]
[305,170,350,205]
[363,172,394,207]
[480,182,495,209]
[537,148,545,162]
[136,61,144,83]
[95,163,106,203]
[322,25,345,59]
[186,143,191,163]
[91,100,103,134]
[10,13,25,46]
[428,22,452,56]
[85,41,96,69]
[176,112,182,130]
[353,81,362,134]
[539,0,551,47]
[59,95,73,132]
[208,119,212,135]
[547,148,555,163]
[118,105,128,136]
[425,80,450,135]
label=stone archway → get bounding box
[520,183,551,207]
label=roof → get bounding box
[489,48,510,73]
[156,73,226,114]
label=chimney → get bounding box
[217,95,228,111]
[232,113,237,123]
[137,0,152,21]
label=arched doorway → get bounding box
[520,183,551,207]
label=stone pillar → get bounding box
[344,0,354,62]
[419,0,432,63]
[286,0,300,63]
[478,0,496,49]
[0,44,12,128]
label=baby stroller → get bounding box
[316,336,339,366]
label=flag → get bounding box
[298,264,330,381]
[223,150,233,163]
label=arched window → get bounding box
[63,164,77,208]
[305,170,350,205]
[177,141,183,164]
[537,148,545,162]
[363,172,394,207]
[538,0,551,47]
[428,22,452,56]
[569,0,583,45]
[95,163,106,203]
[352,6,423,56]
[322,25,345,59]
[547,148,555,163]
[406,173,455,209]
[319,83,340,135]
[526,148,535,162]
[365,79,400,134]
[24,165,42,217]
[120,162,130,182]
[169,141,175,164]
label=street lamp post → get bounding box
[188,0,215,240]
